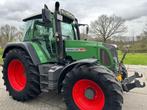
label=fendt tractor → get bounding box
[2,2,145,110]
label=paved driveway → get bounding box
[0,65,147,110]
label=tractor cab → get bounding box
[22,4,82,63]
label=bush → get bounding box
[0,48,3,64]
[118,51,147,65]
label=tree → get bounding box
[90,15,127,42]
[0,24,23,48]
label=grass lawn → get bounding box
[118,51,147,65]
[0,48,3,64]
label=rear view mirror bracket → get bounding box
[42,4,51,25]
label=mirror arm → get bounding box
[120,52,127,63]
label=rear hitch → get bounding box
[122,72,146,92]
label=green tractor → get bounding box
[2,2,145,110]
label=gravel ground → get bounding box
[0,65,147,110]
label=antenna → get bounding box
[44,4,48,9]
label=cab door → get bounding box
[32,20,57,62]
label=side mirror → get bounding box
[86,26,89,34]
[78,24,89,35]
[120,48,128,63]
[42,4,51,25]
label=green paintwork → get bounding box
[31,42,49,63]
[65,40,99,60]
[65,40,115,70]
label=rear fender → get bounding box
[2,42,40,65]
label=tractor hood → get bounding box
[65,40,103,60]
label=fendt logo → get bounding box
[66,48,87,52]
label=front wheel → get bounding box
[62,65,123,110]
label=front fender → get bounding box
[58,58,98,93]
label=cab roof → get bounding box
[23,14,42,22]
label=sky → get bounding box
[0,0,147,36]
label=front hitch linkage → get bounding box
[122,72,146,92]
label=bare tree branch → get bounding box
[0,24,23,48]
[90,15,127,42]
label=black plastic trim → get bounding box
[57,59,98,92]
[2,42,40,65]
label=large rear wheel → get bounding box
[8,59,27,92]
[62,65,123,110]
[2,49,41,101]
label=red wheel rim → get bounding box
[8,59,27,91]
[72,79,105,110]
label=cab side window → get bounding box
[23,21,33,41]
[100,49,111,65]
[33,22,49,37]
